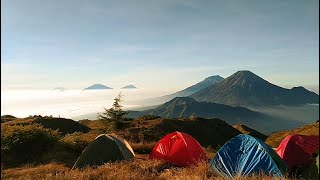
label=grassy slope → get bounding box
[2,115,318,179]
[2,116,91,135]
[265,122,319,148]
[117,117,241,148]
[233,124,268,141]
[2,159,288,180]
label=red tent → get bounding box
[149,131,207,167]
[276,134,319,168]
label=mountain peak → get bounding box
[291,86,307,90]
[204,75,224,80]
[191,70,319,106]
[236,70,254,74]
[224,70,267,88]
[83,84,113,90]
[233,70,261,79]
[121,84,137,89]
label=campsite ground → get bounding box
[1,116,319,179]
[2,155,288,180]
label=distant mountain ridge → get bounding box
[121,84,137,89]
[191,70,319,107]
[53,87,65,90]
[141,75,224,104]
[170,75,224,97]
[128,96,266,125]
[83,84,113,90]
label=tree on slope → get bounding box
[98,92,128,131]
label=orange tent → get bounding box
[149,131,207,167]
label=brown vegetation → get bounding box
[2,159,290,180]
[232,124,267,141]
[1,115,317,179]
[265,122,319,148]
[118,117,241,149]
[2,116,90,135]
[1,123,60,167]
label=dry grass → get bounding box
[118,117,241,148]
[232,124,267,141]
[78,119,108,131]
[265,122,319,148]
[2,116,317,179]
[61,131,102,144]
[1,118,34,126]
[2,116,91,135]
[2,158,293,180]
[130,142,157,154]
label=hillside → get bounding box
[79,116,242,148]
[191,70,319,107]
[1,115,17,123]
[83,84,113,90]
[233,124,267,141]
[119,117,241,148]
[2,115,316,179]
[128,97,267,126]
[2,115,91,135]
[265,121,319,148]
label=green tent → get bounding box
[72,134,135,169]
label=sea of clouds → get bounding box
[1,89,173,119]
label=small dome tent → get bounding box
[276,134,319,169]
[72,134,135,169]
[210,134,287,179]
[149,131,207,167]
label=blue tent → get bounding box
[210,134,287,179]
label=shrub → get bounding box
[60,132,90,154]
[1,115,16,119]
[59,131,102,153]
[1,115,17,123]
[1,124,60,166]
[37,131,103,166]
[136,115,161,121]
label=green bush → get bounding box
[39,131,101,166]
[1,124,60,166]
[60,132,89,154]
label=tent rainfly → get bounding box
[72,134,135,169]
[149,131,207,167]
[276,134,319,169]
[210,134,287,179]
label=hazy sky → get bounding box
[1,0,319,91]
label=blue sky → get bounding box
[1,0,319,91]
